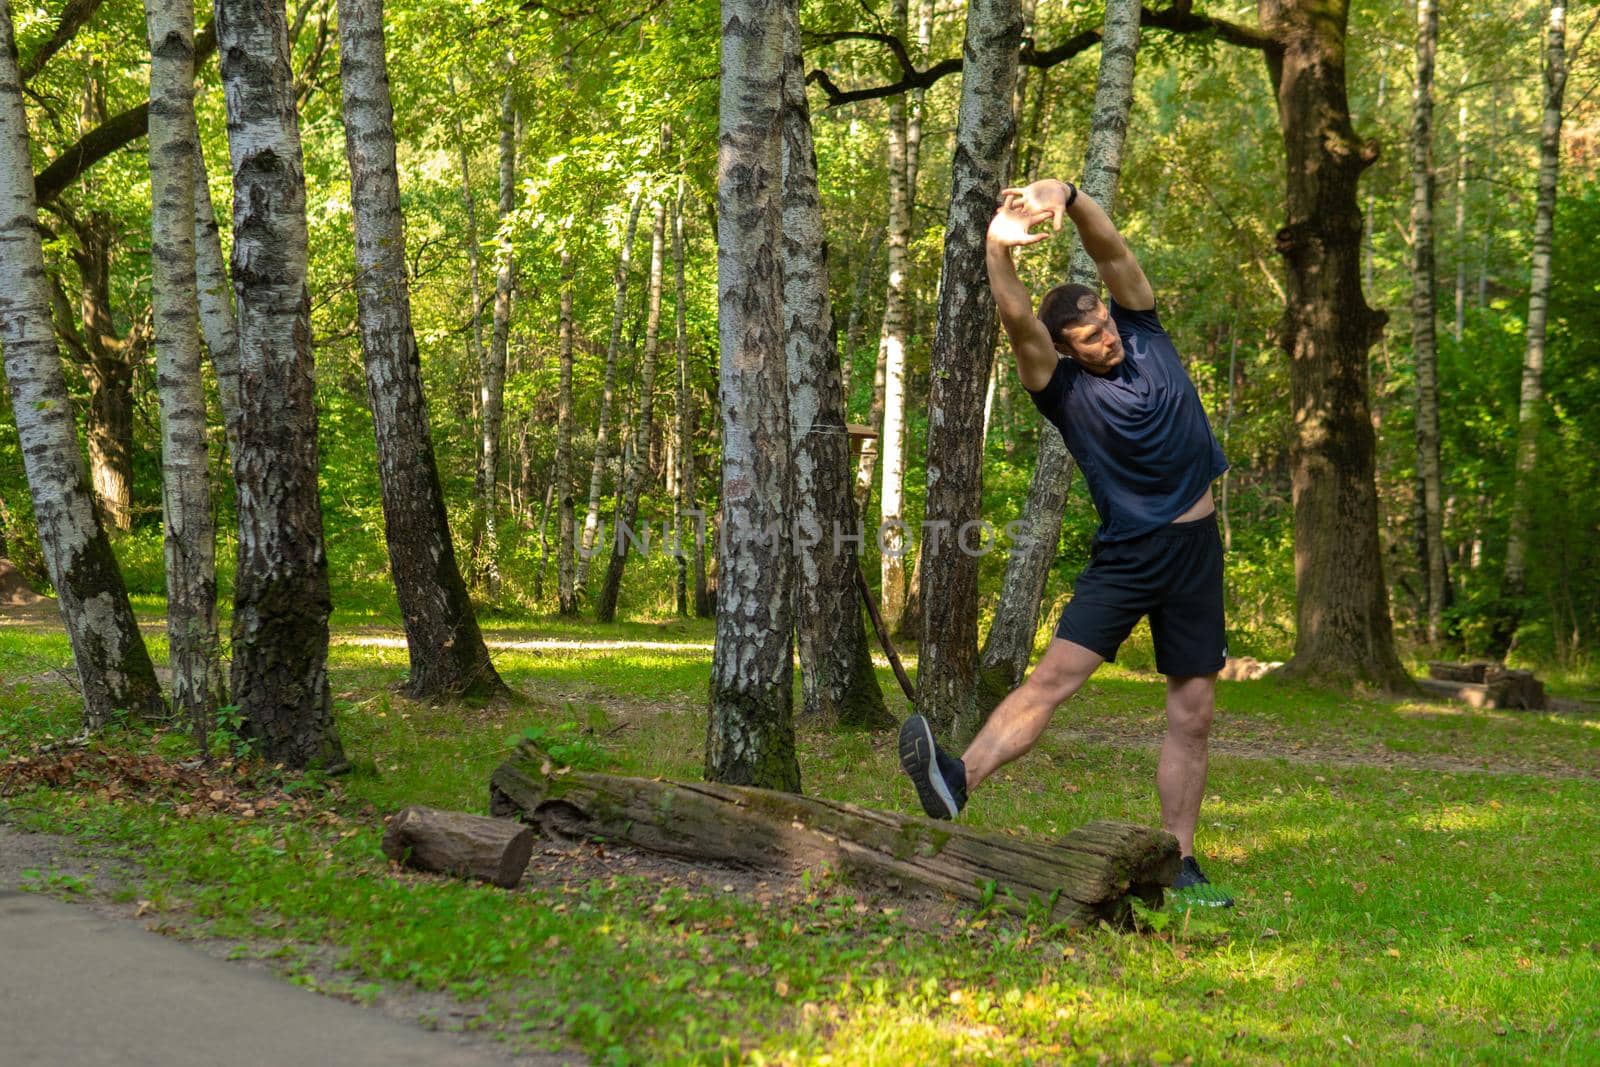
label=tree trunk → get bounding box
[978,0,1139,716]
[0,2,164,729]
[1452,73,1467,345]
[192,137,240,456]
[57,209,141,535]
[578,192,644,591]
[471,73,518,596]
[447,71,487,434]
[146,0,223,737]
[876,0,914,633]
[780,0,891,729]
[381,806,534,889]
[556,249,579,615]
[1257,0,1410,690]
[1408,0,1447,648]
[706,0,799,792]
[1491,0,1567,659]
[596,199,667,623]
[492,740,1180,925]
[671,181,711,619]
[336,0,504,699]
[215,0,345,769]
[917,0,1023,741]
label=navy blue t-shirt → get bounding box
[1025,300,1228,544]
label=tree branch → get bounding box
[32,22,217,205]
[19,0,105,82]
[805,3,1275,109]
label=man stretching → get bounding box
[899,178,1233,907]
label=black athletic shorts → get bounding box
[1056,511,1226,677]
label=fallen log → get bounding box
[381,806,535,889]
[490,741,1180,927]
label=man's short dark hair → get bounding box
[1037,283,1102,344]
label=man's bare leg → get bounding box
[961,638,1103,791]
[1157,673,1215,857]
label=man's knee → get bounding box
[1026,643,1099,706]
[1166,677,1215,739]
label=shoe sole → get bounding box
[898,715,958,819]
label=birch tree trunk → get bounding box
[1408,0,1447,647]
[706,0,799,791]
[596,200,667,623]
[1257,0,1409,689]
[556,248,579,615]
[917,0,1022,742]
[780,0,890,728]
[979,0,1143,717]
[0,0,163,729]
[336,0,504,698]
[447,72,487,437]
[578,192,644,590]
[192,138,240,455]
[146,0,223,733]
[1452,74,1467,345]
[841,228,883,403]
[1491,0,1567,659]
[471,73,518,595]
[671,181,711,618]
[214,0,345,769]
[875,0,914,632]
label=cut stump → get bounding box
[381,806,535,888]
[490,741,1180,927]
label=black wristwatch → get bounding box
[1064,181,1079,209]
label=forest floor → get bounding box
[2,602,1598,1064]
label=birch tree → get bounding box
[145,0,223,732]
[915,0,1022,741]
[556,248,579,615]
[192,138,240,454]
[1409,0,1448,645]
[337,0,504,698]
[0,0,163,729]
[672,180,711,618]
[780,0,890,728]
[1492,0,1569,658]
[578,192,644,590]
[978,0,1140,712]
[705,0,800,791]
[214,0,345,768]
[596,199,667,623]
[471,73,519,594]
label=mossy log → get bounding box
[381,805,535,888]
[490,741,1180,926]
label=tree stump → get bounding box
[490,741,1180,927]
[381,806,535,888]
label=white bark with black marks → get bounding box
[916,0,1022,740]
[578,192,644,590]
[336,0,503,698]
[1494,0,1567,657]
[146,0,223,734]
[214,0,344,768]
[472,71,518,595]
[556,248,578,615]
[979,0,1139,712]
[1409,0,1447,645]
[0,0,163,729]
[596,198,667,622]
[706,0,800,791]
[780,0,890,728]
[192,138,240,455]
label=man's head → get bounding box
[1038,283,1124,373]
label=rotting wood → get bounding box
[490,741,1179,927]
[381,805,535,889]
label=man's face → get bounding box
[1055,300,1125,373]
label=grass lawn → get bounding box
[2,607,1598,1065]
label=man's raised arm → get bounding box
[986,201,1059,393]
[1002,180,1154,311]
